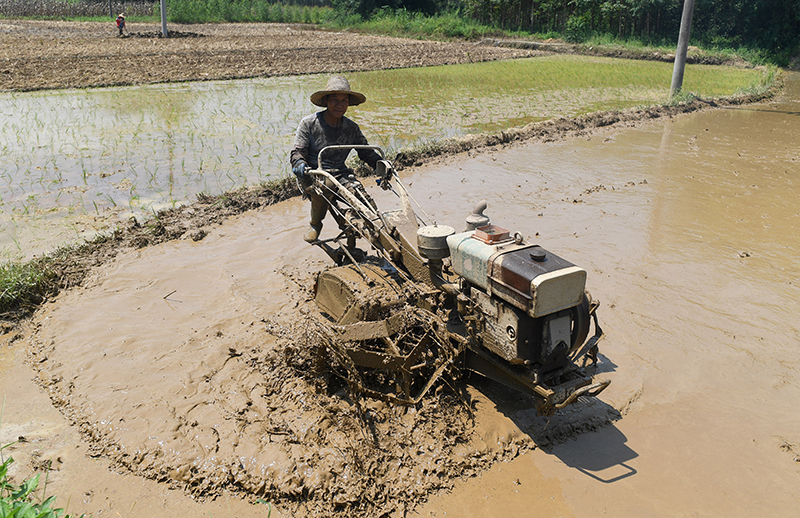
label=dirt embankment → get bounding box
[481,38,755,67]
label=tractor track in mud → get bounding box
[28,308,517,517]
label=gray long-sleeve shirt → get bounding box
[290,111,381,173]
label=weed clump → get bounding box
[0,441,83,518]
[0,260,57,318]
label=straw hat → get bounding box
[310,76,366,107]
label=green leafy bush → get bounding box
[0,443,83,518]
[564,13,589,43]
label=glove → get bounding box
[375,160,394,190]
[292,161,308,180]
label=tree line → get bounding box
[334,0,799,56]
[2,0,796,59]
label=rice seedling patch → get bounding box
[0,55,766,260]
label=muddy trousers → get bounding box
[306,188,350,243]
[304,175,375,244]
[310,190,328,226]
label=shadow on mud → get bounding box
[548,425,638,483]
[469,351,638,483]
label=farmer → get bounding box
[116,14,125,36]
[290,75,381,243]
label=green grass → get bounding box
[579,34,776,67]
[354,55,774,139]
[0,260,57,316]
[333,7,504,40]
[732,64,781,96]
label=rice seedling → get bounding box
[0,56,772,260]
[0,440,83,517]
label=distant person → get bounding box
[116,14,125,36]
[290,75,381,243]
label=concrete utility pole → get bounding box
[160,0,169,38]
[670,0,696,98]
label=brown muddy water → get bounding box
[1,73,798,517]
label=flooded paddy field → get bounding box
[1,69,797,517]
[0,19,794,516]
[0,54,767,260]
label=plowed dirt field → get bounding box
[0,20,540,91]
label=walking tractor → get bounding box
[302,145,609,415]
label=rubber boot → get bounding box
[304,192,328,243]
[304,223,323,243]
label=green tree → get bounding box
[331,0,449,17]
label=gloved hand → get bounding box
[375,160,394,190]
[292,161,308,180]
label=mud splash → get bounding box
[34,313,498,516]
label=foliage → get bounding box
[456,0,799,62]
[347,7,502,39]
[0,260,57,316]
[565,12,590,43]
[330,0,455,17]
[0,443,82,518]
[164,0,798,63]
[167,0,334,24]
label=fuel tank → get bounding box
[446,229,587,318]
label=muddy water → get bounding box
[8,73,800,516]
[25,198,531,517]
[415,73,800,516]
